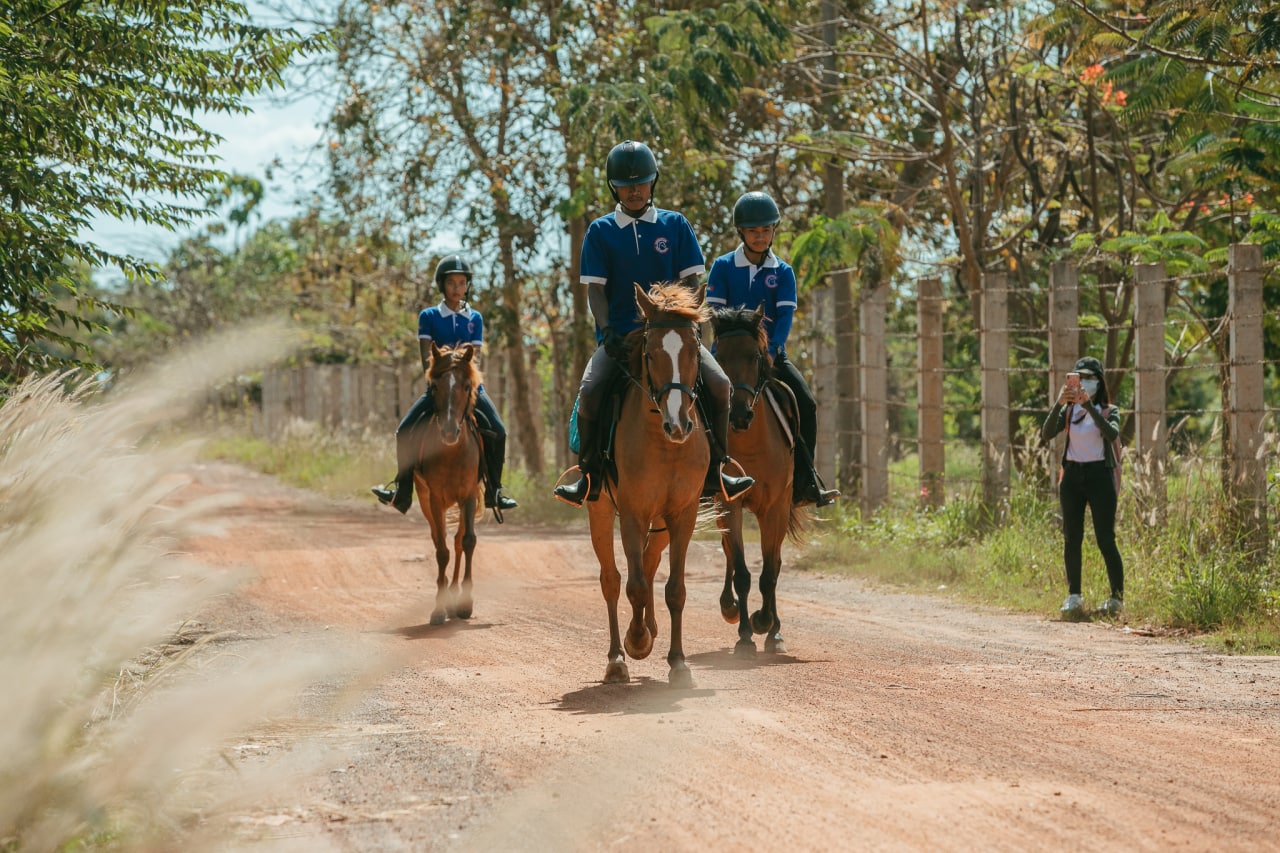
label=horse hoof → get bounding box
[604,660,630,683]
[453,605,473,620]
[624,629,653,660]
[750,610,775,635]
[429,611,447,626]
[765,634,787,654]
[668,663,695,690]
[720,602,740,624]
[734,639,757,658]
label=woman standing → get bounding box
[1041,356,1124,617]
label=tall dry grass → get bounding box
[0,324,359,851]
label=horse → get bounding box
[413,342,485,625]
[710,306,805,656]
[585,282,711,688]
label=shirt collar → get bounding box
[614,204,659,227]
[734,245,779,269]
[439,301,473,318]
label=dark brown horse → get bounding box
[711,306,805,655]
[586,283,711,688]
[414,343,484,625]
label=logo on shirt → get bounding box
[468,321,477,337]
[764,273,779,289]
[653,237,671,254]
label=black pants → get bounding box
[1059,460,1124,597]
[773,352,817,451]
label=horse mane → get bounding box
[621,282,710,369]
[711,307,769,352]
[427,344,482,409]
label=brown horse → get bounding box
[710,306,805,655]
[414,342,485,625]
[586,283,711,688]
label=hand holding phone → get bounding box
[1062,372,1082,404]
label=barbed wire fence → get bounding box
[808,243,1275,559]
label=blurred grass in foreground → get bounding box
[0,325,368,851]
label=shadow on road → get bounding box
[551,676,716,716]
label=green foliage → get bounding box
[0,0,326,384]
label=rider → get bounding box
[553,140,754,507]
[707,191,840,508]
[372,255,519,518]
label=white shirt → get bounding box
[1064,405,1106,462]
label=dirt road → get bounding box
[182,463,1278,852]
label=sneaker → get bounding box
[1098,596,1124,617]
[1060,594,1084,615]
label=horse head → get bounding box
[634,282,708,443]
[711,305,769,432]
[427,342,478,446]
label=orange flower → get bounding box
[1114,90,1127,107]
[1243,192,1255,206]
[1080,64,1105,85]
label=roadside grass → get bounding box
[199,421,1280,653]
[797,447,1280,653]
[0,328,367,852]
[203,423,585,526]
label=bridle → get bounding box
[629,317,700,412]
[715,327,768,412]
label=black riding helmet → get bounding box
[606,140,659,205]
[434,255,473,295]
[733,191,781,228]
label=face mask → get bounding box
[1080,379,1099,398]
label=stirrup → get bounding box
[718,458,754,502]
[553,467,591,507]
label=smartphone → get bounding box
[1066,372,1081,391]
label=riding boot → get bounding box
[707,407,754,502]
[371,425,419,514]
[792,440,839,508]
[482,434,518,516]
[554,415,601,507]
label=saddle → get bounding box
[762,378,799,451]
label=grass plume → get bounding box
[0,322,359,851]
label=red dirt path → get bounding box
[182,462,1279,852]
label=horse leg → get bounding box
[642,524,669,643]
[619,513,654,661]
[588,500,628,683]
[716,504,739,625]
[426,498,451,625]
[664,506,699,689]
[720,502,755,656]
[452,497,478,619]
[754,505,788,654]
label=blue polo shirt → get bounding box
[706,246,798,356]
[418,302,484,349]
[580,205,706,336]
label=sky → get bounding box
[86,89,328,272]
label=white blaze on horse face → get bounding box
[659,329,687,426]
[438,371,461,442]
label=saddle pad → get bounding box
[764,382,796,449]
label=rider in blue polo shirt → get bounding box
[372,255,518,518]
[553,140,754,506]
[707,191,839,507]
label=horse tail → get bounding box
[786,504,809,544]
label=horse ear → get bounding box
[635,282,655,320]
[430,341,443,363]
[752,304,765,324]
[693,283,707,306]
[460,343,475,363]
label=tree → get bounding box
[0,0,325,384]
